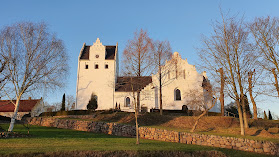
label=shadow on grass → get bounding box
[0,123,128,139]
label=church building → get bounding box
[76,38,219,112]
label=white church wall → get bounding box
[76,39,117,110]
[114,92,136,112]
[149,52,205,111]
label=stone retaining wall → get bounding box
[27,117,279,156]
[139,127,279,155]
[27,117,136,137]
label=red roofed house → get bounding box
[0,98,43,120]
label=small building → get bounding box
[0,98,43,120]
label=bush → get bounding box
[87,94,98,110]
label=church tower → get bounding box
[76,38,118,110]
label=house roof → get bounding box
[115,76,152,92]
[80,46,90,59]
[79,45,116,60]
[0,99,41,112]
[105,46,116,60]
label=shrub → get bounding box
[87,93,98,110]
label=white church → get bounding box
[76,38,219,112]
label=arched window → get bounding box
[125,97,130,107]
[175,89,181,101]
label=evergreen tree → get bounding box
[264,111,268,120]
[87,94,98,110]
[61,93,65,111]
[225,102,239,118]
[268,110,273,120]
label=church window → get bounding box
[175,89,181,101]
[125,97,130,107]
[85,64,88,69]
[105,64,109,69]
[95,64,99,69]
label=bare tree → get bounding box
[197,13,257,135]
[66,95,75,111]
[184,80,216,133]
[122,29,153,144]
[249,16,279,97]
[122,29,153,111]
[0,22,68,132]
[151,40,172,115]
[115,75,152,145]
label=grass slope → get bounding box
[0,124,274,157]
[59,112,279,143]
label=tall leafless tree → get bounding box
[122,29,153,144]
[217,68,225,116]
[0,22,68,132]
[197,13,258,135]
[122,29,153,111]
[151,40,172,115]
[249,16,279,97]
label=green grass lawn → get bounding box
[0,124,274,157]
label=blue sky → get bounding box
[1,0,279,117]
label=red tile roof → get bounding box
[0,99,41,112]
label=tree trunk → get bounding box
[137,91,140,113]
[236,100,245,135]
[8,98,21,132]
[272,68,279,97]
[248,71,258,120]
[131,77,140,145]
[191,97,216,133]
[240,94,249,129]
[159,67,163,115]
[134,94,140,145]
[219,68,225,116]
[135,108,139,145]
[190,110,207,133]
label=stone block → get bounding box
[255,148,264,153]
[263,147,271,153]
[253,143,263,149]
[225,145,233,149]
[235,143,242,147]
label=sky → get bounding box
[0,0,279,117]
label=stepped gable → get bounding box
[115,76,152,92]
[0,99,40,112]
